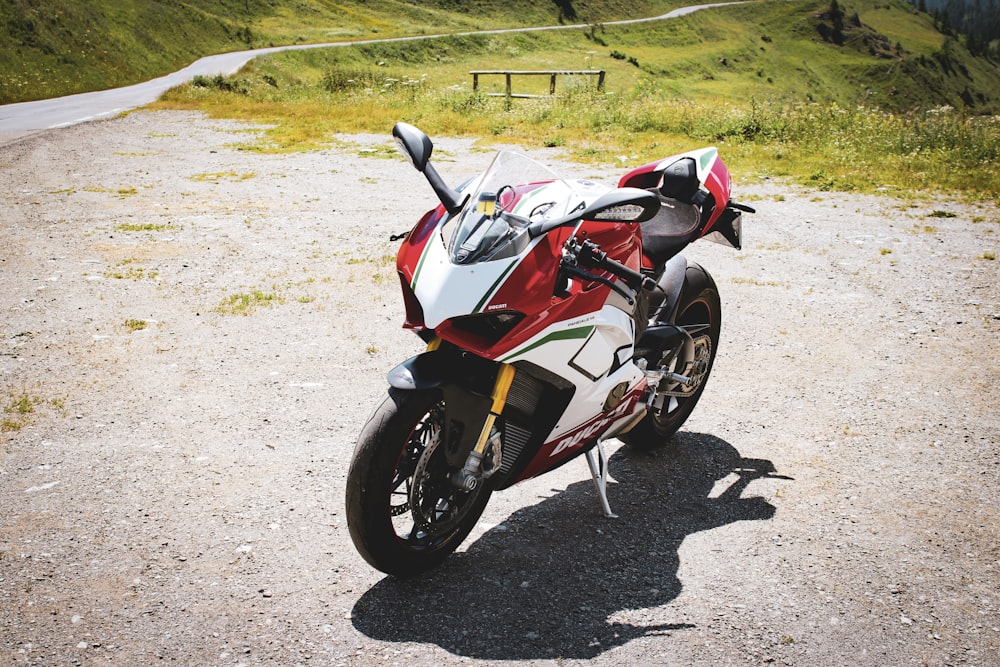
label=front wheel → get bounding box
[346,388,493,577]
[621,266,721,450]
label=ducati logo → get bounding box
[550,398,634,457]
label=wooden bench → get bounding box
[470,70,606,98]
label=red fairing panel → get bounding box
[617,159,663,190]
[435,251,615,360]
[699,157,732,235]
[436,219,642,359]
[511,382,647,483]
[396,206,445,331]
[397,206,445,283]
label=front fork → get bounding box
[450,359,516,491]
[439,340,621,519]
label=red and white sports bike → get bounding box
[346,123,754,576]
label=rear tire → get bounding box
[346,388,493,577]
[621,266,721,450]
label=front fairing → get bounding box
[398,151,613,353]
[392,148,651,485]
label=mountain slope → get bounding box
[3,0,997,112]
[0,0,679,104]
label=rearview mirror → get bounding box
[392,122,433,172]
[391,122,465,215]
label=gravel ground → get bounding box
[1,110,998,666]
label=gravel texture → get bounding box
[1,110,998,666]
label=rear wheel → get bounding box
[622,267,721,450]
[346,388,493,577]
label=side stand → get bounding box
[585,439,618,519]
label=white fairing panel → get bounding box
[412,231,527,329]
[501,305,643,441]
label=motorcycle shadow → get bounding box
[350,431,783,660]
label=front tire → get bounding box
[346,388,493,577]
[621,266,721,450]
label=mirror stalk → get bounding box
[424,162,466,216]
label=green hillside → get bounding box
[0,0,680,103]
[4,1,998,197]
[602,0,1000,112]
[149,0,1000,120]
[144,0,999,198]
[3,0,997,111]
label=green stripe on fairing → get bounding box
[410,232,434,290]
[699,148,718,171]
[501,325,594,362]
[473,259,518,313]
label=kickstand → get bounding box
[585,439,618,519]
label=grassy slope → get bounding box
[4,0,998,197]
[154,0,1000,121]
[4,0,996,111]
[601,0,1000,111]
[0,0,680,104]
[146,0,999,199]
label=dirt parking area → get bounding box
[1,110,998,666]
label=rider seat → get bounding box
[632,156,705,269]
[639,197,701,269]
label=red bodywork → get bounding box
[395,186,643,360]
[514,382,647,482]
[619,150,733,271]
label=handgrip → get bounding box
[577,240,653,292]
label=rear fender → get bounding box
[647,254,688,324]
[636,258,716,360]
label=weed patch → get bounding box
[190,171,256,182]
[104,259,159,281]
[2,389,61,434]
[214,290,284,315]
[115,222,171,232]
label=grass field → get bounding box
[148,0,1000,200]
[0,0,681,103]
[5,0,998,199]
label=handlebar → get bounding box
[575,239,655,293]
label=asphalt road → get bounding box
[0,2,744,143]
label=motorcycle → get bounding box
[346,122,754,577]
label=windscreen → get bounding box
[442,151,585,264]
